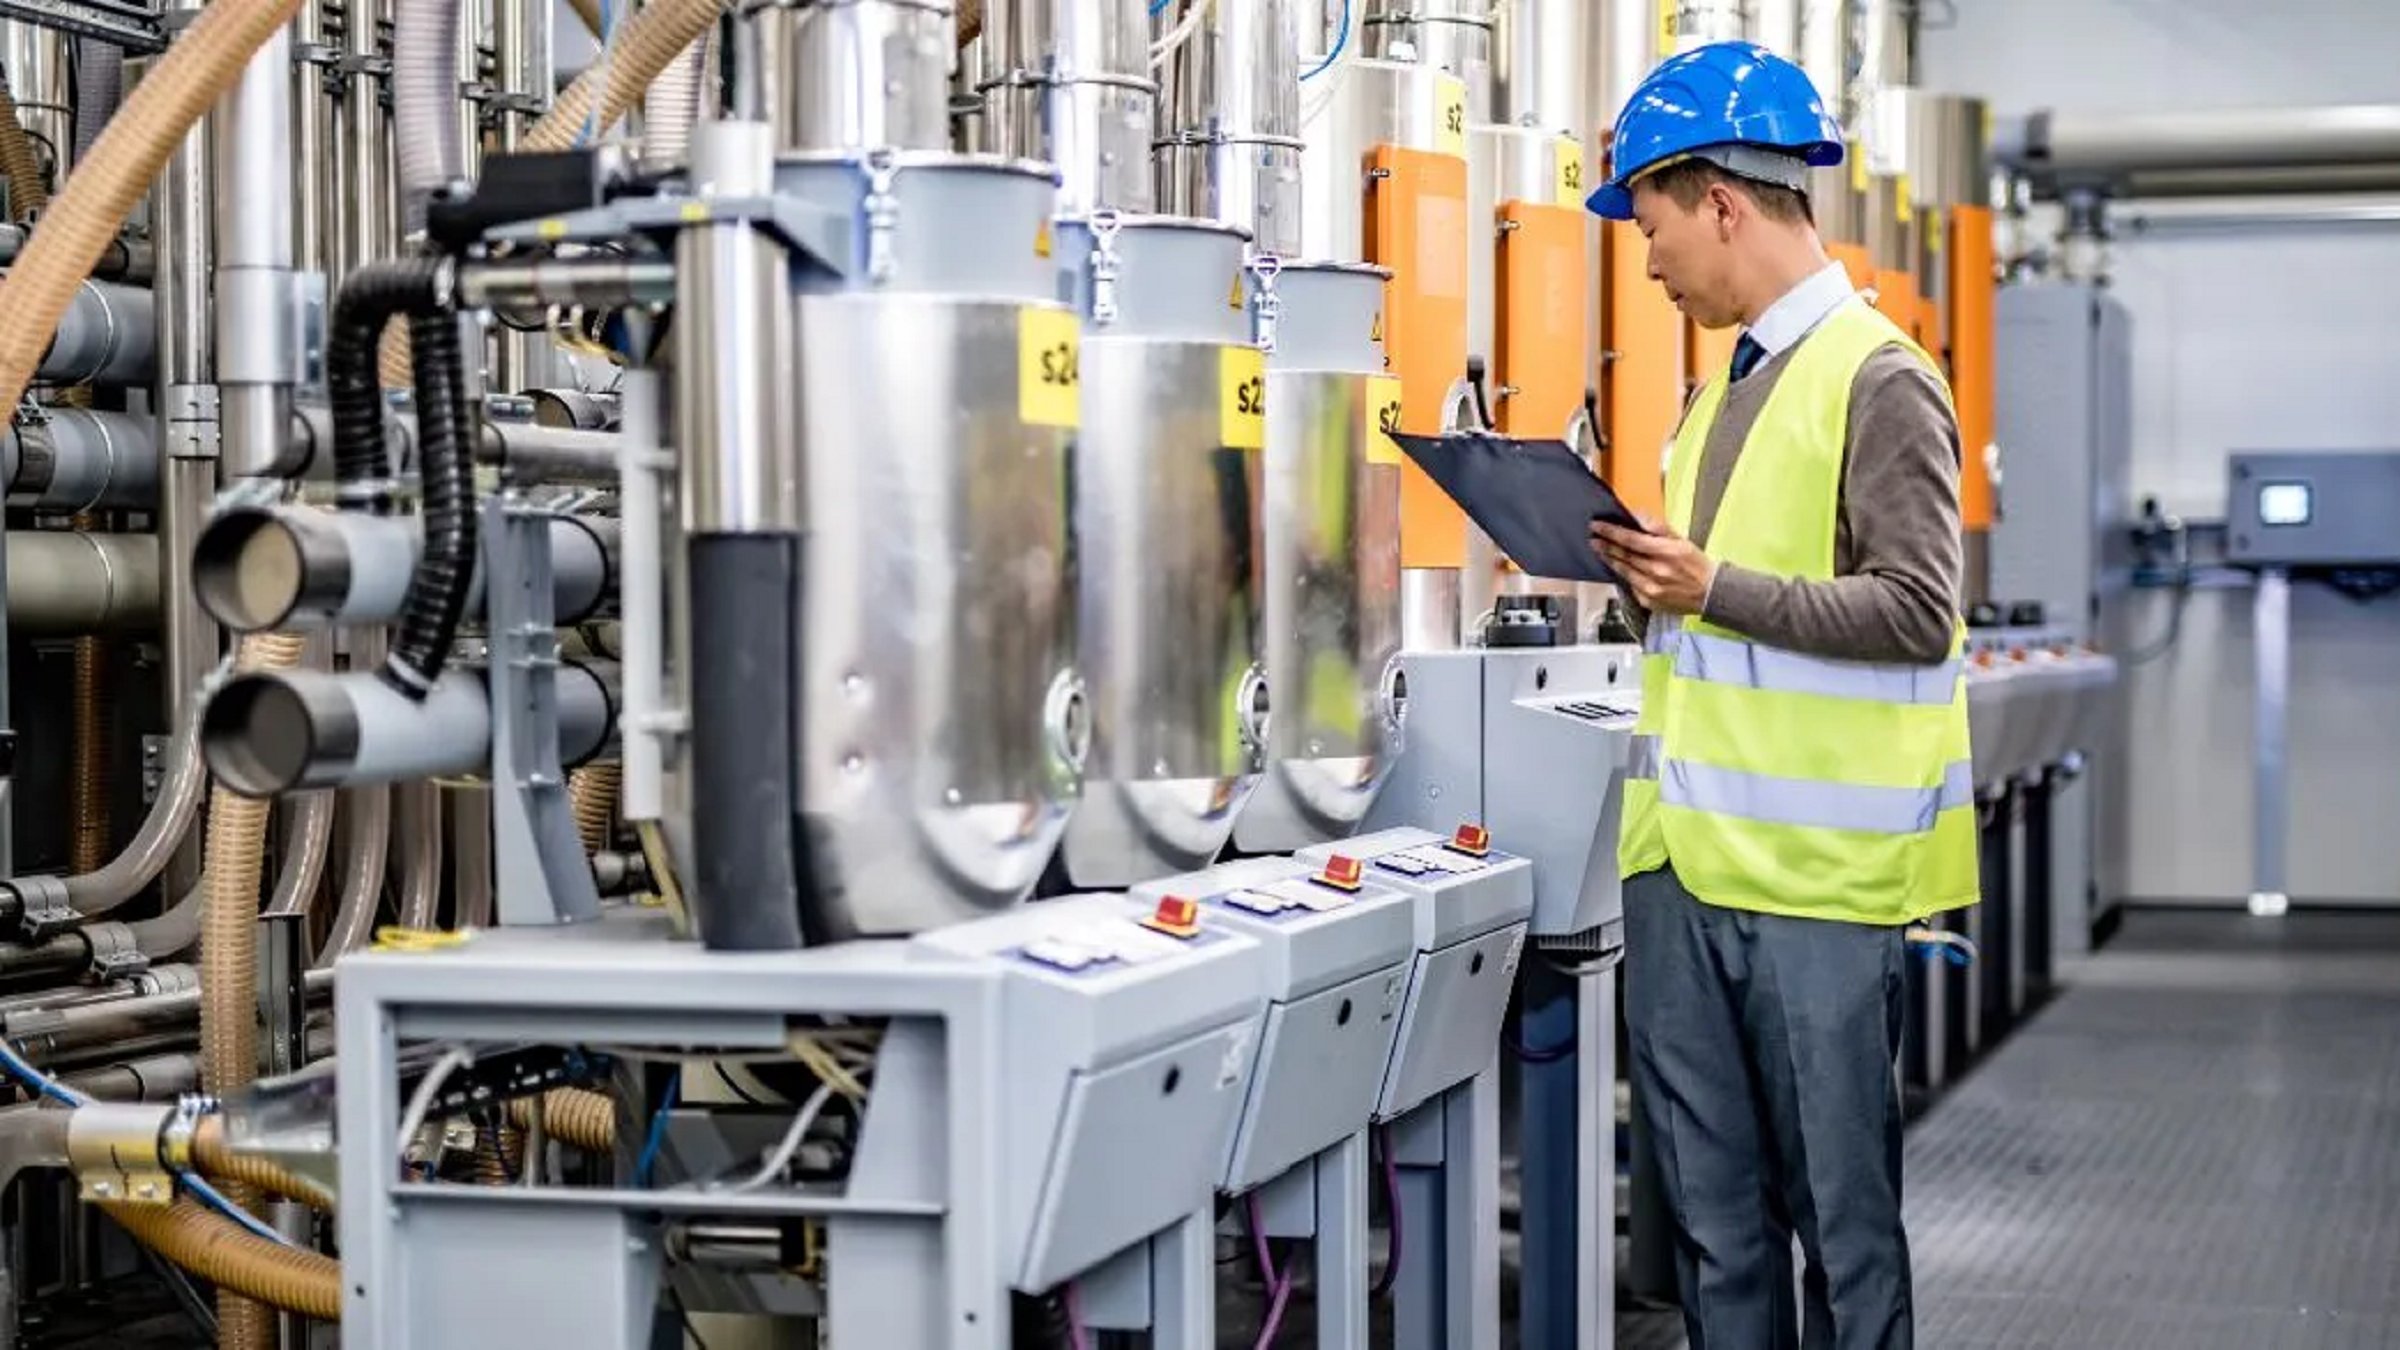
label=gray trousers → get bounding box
[1623,865,1913,1350]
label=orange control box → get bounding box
[1494,200,1588,439]
[1600,218,1679,520]
[1949,205,1996,530]
[1368,145,1472,569]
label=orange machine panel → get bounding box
[1832,242,1873,291]
[1367,144,1471,569]
[1950,204,1995,530]
[1494,200,1588,438]
[1687,320,1739,394]
[1872,269,1914,330]
[1601,218,1678,520]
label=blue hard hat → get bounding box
[1587,41,1845,220]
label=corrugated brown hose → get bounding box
[0,0,304,415]
[525,0,726,153]
[204,630,305,1350]
[0,75,50,218]
[568,762,620,854]
[509,1087,615,1153]
[98,1201,343,1320]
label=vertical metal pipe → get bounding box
[214,23,298,479]
[1160,0,1299,252]
[1493,0,1589,134]
[1,23,74,178]
[345,0,394,271]
[1746,0,1796,54]
[2250,569,2290,916]
[156,106,218,900]
[674,123,792,537]
[762,0,954,155]
[988,0,1152,213]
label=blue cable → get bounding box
[1149,0,1172,14]
[0,1036,293,1246]
[635,1071,679,1186]
[1301,0,1349,80]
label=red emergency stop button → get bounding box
[1142,895,1202,939]
[1317,854,1363,891]
[1449,823,1491,858]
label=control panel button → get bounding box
[1449,823,1491,857]
[1142,895,1203,939]
[1374,853,1437,878]
[1316,854,1364,891]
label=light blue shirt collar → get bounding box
[1743,260,1857,360]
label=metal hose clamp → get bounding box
[1088,209,1124,328]
[1247,253,1283,354]
[863,148,902,287]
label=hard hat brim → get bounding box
[1586,182,1635,220]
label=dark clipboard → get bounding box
[1388,430,1648,585]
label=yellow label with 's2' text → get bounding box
[1221,347,1267,450]
[1555,139,1586,208]
[1364,376,1404,465]
[1434,76,1468,158]
[1020,308,1080,429]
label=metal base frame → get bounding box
[335,910,1218,1350]
[1389,1071,1502,1350]
[1515,962,1617,1350]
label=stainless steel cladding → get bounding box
[676,223,799,532]
[983,0,1157,215]
[737,154,1079,938]
[746,0,955,153]
[1361,0,1492,117]
[1235,261,1402,852]
[1492,0,1592,134]
[1157,0,1304,255]
[1296,59,1459,260]
[1667,0,1747,49]
[1054,214,1264,885]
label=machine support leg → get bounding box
[2025,769,2056,999]
[1148,1211,1215,1350]
[1520,962,1619,1350]
[2252,567,2291,916]
[1314,1133,1370,1350]
[1390,1102,1446,1350]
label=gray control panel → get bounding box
[1133,855,1416,1193]
[1297,827,1533,1122]
[1366,645,1638,947]
[2225,450,2400,566]
[911,894,1268,1291]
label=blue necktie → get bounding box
[1730,334,1766,382]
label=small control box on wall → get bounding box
[2224,451,2400,567]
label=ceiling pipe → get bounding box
[1996,104,2400,182]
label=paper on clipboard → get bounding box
[1387,430,1648,585]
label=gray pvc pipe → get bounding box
[37,280,156,387]
[392,779,444,929]
[479,422,626,486]
[3,409,159,512]
[1997,104,2400,177]
[201,660,618,795]
[392,0,464,229]
[320,631,392,965]
[263,631,338,921]
[193,505,616,633]
[6,531,160,633]
[126,881,205,959]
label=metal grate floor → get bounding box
[1621,907,2400,1350]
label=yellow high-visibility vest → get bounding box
[1618,298,1978,925]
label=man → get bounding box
[1581,41,1977,1350]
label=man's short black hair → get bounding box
[1639,157,1815,227]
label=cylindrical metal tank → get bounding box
[1156,0,1304,255]
[1052,213,1268,885]
[1233,260,1405,851]
[1361,0,1494,122]
[747,0,955,154]
[981,0,1157,216]
[1298,52,1474,652]
[664,146,1082,946]
[1795,0,1863,252]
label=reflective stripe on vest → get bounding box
[1664,621,1961,706]
[1626,735,1969,835]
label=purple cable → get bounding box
[1244,1190,1294,1349]
[1370,1123,1404,1298]
[1063,1281,1092,1350]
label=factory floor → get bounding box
[1615,907,2400,1350]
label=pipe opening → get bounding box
[192,507,330,632]
[200,673,349,798]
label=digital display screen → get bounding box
[2259,482,2313,527]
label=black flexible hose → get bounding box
[382,311,478,699]
[326,257,446,512]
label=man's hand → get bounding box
[1592,516,1716,616]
